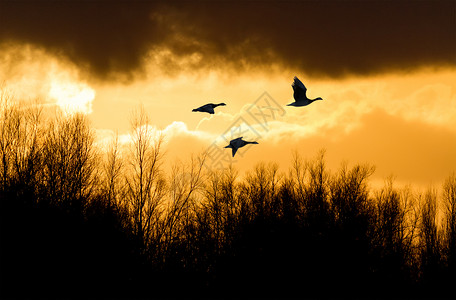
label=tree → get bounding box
[328,161,375,294]
[442,173,456,283]
[418,187,444,291]
[0,91,43,194]
[244,162,281,218]
[41,112,97,208]
[290,150,331,224]
[371,179,420,292]
[101,133,124,207]
[162,153,206,263]
[125,106,166,252]
[329,161,375,227]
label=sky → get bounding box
[1,0,455,189]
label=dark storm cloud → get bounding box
[1,0,455,79]
[0,0,166,79]
[168,0,456,76]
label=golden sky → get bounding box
[1,0,455,188]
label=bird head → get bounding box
[314,97,323,101]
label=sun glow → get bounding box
[0,43,97,115]
[49,80,95,115]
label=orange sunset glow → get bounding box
[1,1,455,299]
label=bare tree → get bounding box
[0,90,43,193]
[102,133,124,207]
[244,162,282,218]
[442,173,456,269]
[14,102,43,189]
[372,179,420,276]
[0,89,17,189]
[198,164,241,257]
[125,106,166,250]
[305,150,330,219]
[419,188,442,276]
[162,153,207,260]
[41,112,97,208]
[219,165,242,224]
[373,178,402,250]
[289,150,332,221]
[290,150,308,213]
[330,162,375,224]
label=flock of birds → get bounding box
[192,76,323,157]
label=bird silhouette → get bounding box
[192,103,226,114]
[287,76,323,107]
[225,137,258,157]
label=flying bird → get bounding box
[225,137,258,157]
[287,76,323,107]
[192,103,226,114]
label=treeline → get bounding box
[0,98,455,299]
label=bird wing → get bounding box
[292,76,307,102]
[196,103,215,114]
[231,147,238,157]
[230,137,243,143]
[228,137,243,154]
[206,106,215,114]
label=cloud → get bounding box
[0,43,95,114]
[49,79,95,115]
[182,108,456,188]
[160,108,456,188]
[162,121,216,142]
[105,120,216,151]
[391,83,456,126]
[1,1,454,80]
[0,1,162,80]
[92,90,456,188]
[0,43,57,100]
[85,68,456,153]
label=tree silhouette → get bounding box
[40,112,97,209]
[1,97,455,299]
[442,174,456,297]
[125,106,166,254]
